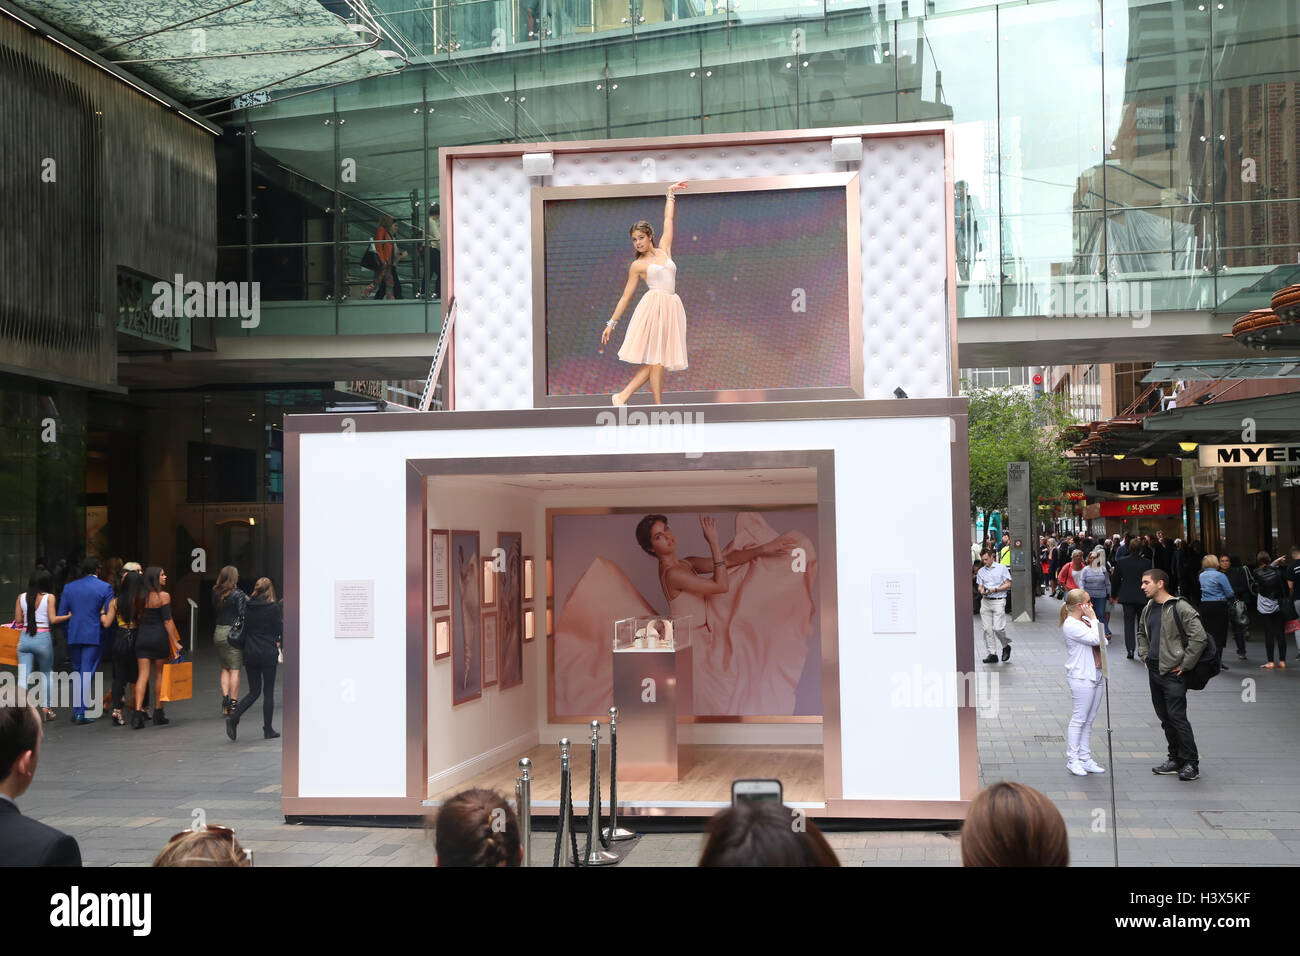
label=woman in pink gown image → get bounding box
[599,181,689,406]
[550,512,818,716]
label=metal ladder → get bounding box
[419,297,457,412]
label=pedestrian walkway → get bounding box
[17,598,1300,866]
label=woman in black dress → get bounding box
[226,577,282,741]
[132,566,183,729]
[107,570,148,726]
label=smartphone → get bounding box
[732,778,783,805]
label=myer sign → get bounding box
[1199,444,1300,467]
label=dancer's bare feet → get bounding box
[612,393,626,406]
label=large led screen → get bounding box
[540,181,858,400]
[550,508,822,719]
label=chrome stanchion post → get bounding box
[602,705,635,842]
[556,738,574,867]
[583,719,620,866]
[515,757,533,868]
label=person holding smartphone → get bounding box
[1060,588,1107,776]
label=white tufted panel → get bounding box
[449,133,952,409]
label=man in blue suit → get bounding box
[58,558,113,724]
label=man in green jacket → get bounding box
[1136,568,1208,782]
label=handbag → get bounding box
[360,242,380,272]
[1230,598,1249,628]
[226,591,247,649]
[112,624,137,656]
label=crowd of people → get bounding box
[1033,532,1300,670]
[975,527,1300,785]
[7,558,282,738]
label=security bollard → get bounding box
[602,706,635,843]
[583,719,620,866]
[555,738,576,866]
[515,757,533,868]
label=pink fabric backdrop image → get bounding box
[551,510,820,717]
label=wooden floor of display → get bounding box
[429,744,824,806]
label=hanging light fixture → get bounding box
[1112,454,1126,460]
[1178,441,1199,452]
[1142,458,1157,466]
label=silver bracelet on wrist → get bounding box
[606,319,616,330]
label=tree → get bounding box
[966,386,1075,526]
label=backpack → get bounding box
[1152,598,1219,690]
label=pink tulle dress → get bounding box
[617,256,688,371]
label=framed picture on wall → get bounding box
[433,616,451,661]
[524,609,535,643]
[451,530,482,705]
[482,557,497,607]
[482,610,499,688]
[498,532,523,688]
[430,529,450,612]
[523,556,534,600]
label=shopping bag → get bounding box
[159,658,193,702]
[0,626,18,667]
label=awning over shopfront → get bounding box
[1065,393,1300,461]
[1143,358,1300,381]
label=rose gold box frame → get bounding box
[530,174,864,408]
[438,123,959,411]
[282,397,973,821]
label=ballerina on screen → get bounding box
[600,181,689,406]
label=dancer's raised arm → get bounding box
[660,181,687,256]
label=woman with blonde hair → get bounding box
[1198,553,1233,673]
[211,565,247,717]
[1060,588,1108,776]
[153,827,251,867]
[601,181,689,406]
[225,577,282,741]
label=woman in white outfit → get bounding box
[1060,588,1108,776]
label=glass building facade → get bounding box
[219,0,1300,324]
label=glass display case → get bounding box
[613,616,692,652]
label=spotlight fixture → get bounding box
[521,152,554,177]
[1141,458,1157,466]
[893,386,908,399]
[831,136,864,162]
[1178,441,1199,452]
[1112,454,1125,460]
